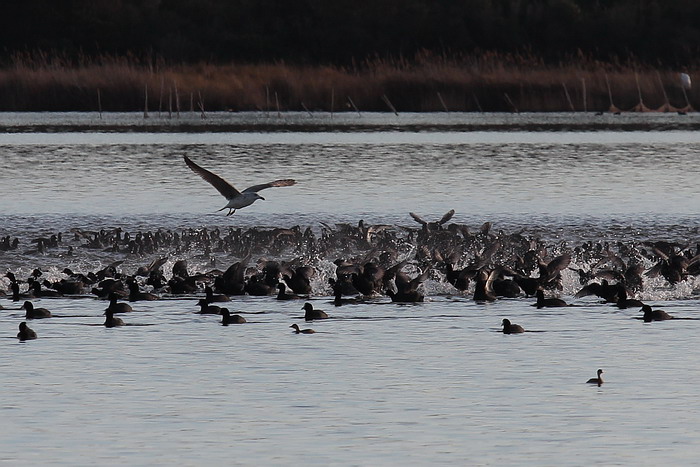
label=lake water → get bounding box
[0,112,699,465]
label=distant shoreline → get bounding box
[3,112,700,137]
[0,55,695,113]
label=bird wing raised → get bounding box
[439,209,455,225]
[408,268,431,290]
[546,253,572,276]
[184,155,241,199]
[243,179,296,193]
[409,212,427,225]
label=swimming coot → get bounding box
[586,369,604,386]
[17,322,37,341]
[502,318,525,334]
[104,309,125,328]
[22,301,51,319]
[641,304,674,322]
[221,308,247,325]
[290,324,315,334]
[302,302,328,321]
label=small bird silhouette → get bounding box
[290,324,315,334]
[587,369,604,386]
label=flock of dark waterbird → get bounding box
[3,209,700,385]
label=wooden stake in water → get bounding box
[168,88,173,119]
[503,93,518,113]
[266,86,271,117]
[301,102,313,117]
[347,96,361,116]
[562,83,575,111]
[655,70,671,111]
[381,94,398,115]
[581,78,587,112]
[174,82,181,118]
[158,76,164,117]
[437,92,449,112]
[275,92,281,118]
[330,88,335,119]
[634,72,648,112]
[97,89,102,119]
[144,84,149,119]
[198,91,207,119]
[604,72,619,113]
[472,93,483,113]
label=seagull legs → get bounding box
[217,206,237,216]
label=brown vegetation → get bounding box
[0,52,696,113]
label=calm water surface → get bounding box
[1,112,699,465]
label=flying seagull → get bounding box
[183,155,296,215]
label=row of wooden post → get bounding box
[96,76,693,117]
[96,84,207,119]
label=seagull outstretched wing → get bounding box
[184,155,296,199]
[243,179,296,193]
[184,155,241,200]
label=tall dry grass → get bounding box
[0,51,696,112]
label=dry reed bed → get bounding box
[0,55,695,112]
